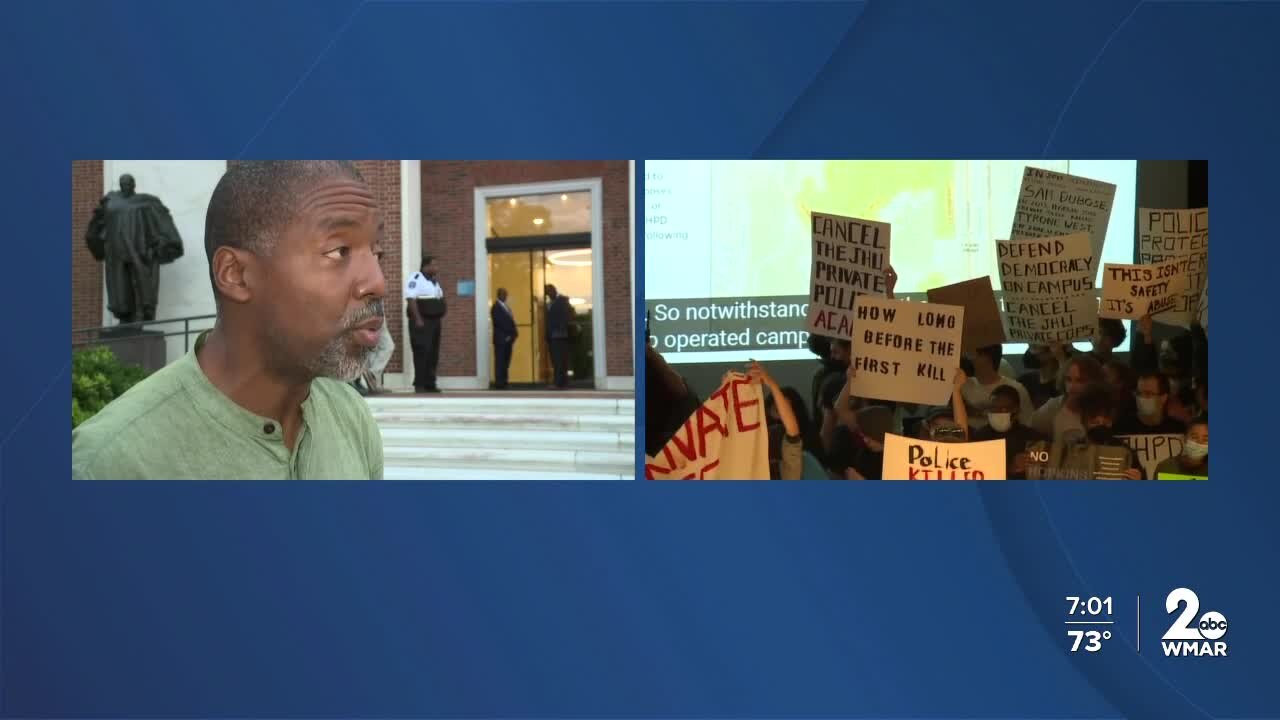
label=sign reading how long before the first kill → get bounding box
[851,295,963,407]
[1139,208,1208,328]
[806,212,890,339]
[1100,257,1192,320]
[1011,166,1116,261]
[997,232,1097,343]
[645,372,769,480]
[882,434,1007,480]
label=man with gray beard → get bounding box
[73,162,386,479]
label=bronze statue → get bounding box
[85,174,184,323]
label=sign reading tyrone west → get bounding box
[806,212,890,340]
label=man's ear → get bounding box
[212,246,255,304]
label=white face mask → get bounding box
[1136,396,1163,417]
[987,412,1013,433]
[1183,439,1208,459]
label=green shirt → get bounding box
[72,340,383,480]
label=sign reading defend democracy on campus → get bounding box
[851,295,964,406]
[882,433,1007,480]
[926,276,1006,351]
[1138,208,1208,328]
[1118,433,1185,482]
[997,233,1098,343]
[1010,166,1116,262]
[645,372,770,480]
[807,212,890,340]
[1100,257,1192,320]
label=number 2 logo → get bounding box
[1163,588,1228,641]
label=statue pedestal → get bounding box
[99,327,167,373]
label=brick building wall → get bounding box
[71,161,104,340]
[420,161,633,379]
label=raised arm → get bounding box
[952,367,970,441]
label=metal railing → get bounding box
[71,313,217,354]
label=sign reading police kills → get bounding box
[882,434,1007,480]
[807,212,890,339]
[1138,208,1208,328]
[1100,257,1192,320]
[645,372,769,480]
[851,295,963,406]
[1011,166,1116,261]
[997,233,1097,343]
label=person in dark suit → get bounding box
[491,287,518,389]
[544,284,573,389]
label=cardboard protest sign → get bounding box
[1118,433,1185,481]
[645,372,770,480]
[882,433,1006,480]
[806,212,891,340]
[1100,257,1192,320]
[1158,472,1208,480]
[1011,166,1116,262]
[1198,279,1208,336]
[850,295,964,407]
[997,233,1098,343]
[926,276,1006,351]
[1138,208,1208,328]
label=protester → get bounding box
[1155,415,1208,478]
[1103,359,1137,421]
[961,344,1034,430]
[750,361,808,480]
[1031,353,1104,445]
[644,344,700,457]
[829,404,895,480]
[1114,370,1186,435]
[1091,318,1127,364]
[1018,344,1061,410]
[972,385,1048,478]
[1047,383,1143,479]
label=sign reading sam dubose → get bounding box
[645,372,770,480]
[850,295,964,407]
[806,211,890,340]
[1011,166,1116,262]
[882,433,1007,480]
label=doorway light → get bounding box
[532,217,545,226]
[547,248,592,267]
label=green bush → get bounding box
[72,346,150,428]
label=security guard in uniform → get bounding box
[405,256,446,393]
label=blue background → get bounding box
[3,0,1276,717]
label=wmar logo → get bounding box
[1161,588,1228,658]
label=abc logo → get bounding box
[1198,611,1227,640]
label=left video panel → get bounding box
[71,160,636,480]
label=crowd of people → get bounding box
[647,270,1208,480]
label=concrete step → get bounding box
[383,466,628,480]
[382,446,633,475]
[367,396,633,416]
[371,410,634,434]
[380,427,632,451]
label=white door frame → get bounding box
[473,178,606,389]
